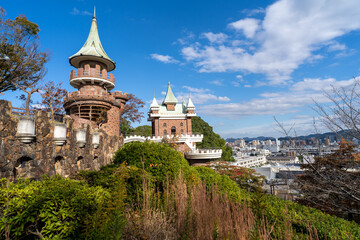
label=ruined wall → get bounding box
[0,100,122,180]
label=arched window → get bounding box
[171,126,176,135]
[163,123,167,127]
[164,130,167,136]
[180,122,183,127]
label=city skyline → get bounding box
[2,0,360,138]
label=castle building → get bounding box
[63,12,128,136]
[148,82,198,153]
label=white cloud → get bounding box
[182,0,360,84]
[182,86,210,93]
[198,76,359,119]
[228,18,260,38]
[150,53,179,63]
[292,77,356,92]
[209,79,224,86]
[328,42,346,52]
[70,8,92,16]
[201,32,228,44]
[178,86,230,104]
[219,116,326,138]
[231,81,241,87]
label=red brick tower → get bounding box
[64,12,128,136]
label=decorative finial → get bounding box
[93,6,96,18]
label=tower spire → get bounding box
[69,12,116,71]
[163,82,177,105]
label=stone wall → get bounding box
[0,100,122,180]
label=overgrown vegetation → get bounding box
[1,142,360,239]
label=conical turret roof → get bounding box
[150,96,159,108]
[187,96,195,109]
[69,13,116,71]
[163,82,178,104]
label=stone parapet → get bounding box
[64,91,116,106]
[70,65,115,84]
[0,100,122,181]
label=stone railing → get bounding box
[70,67,115,84]
[64,91,116,105]
[123,134,204,144]
[184,148,222,160]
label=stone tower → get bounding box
[64,12,128,136]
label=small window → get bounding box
[164,130,167,135]
[181,129,184,133]
[163,123,167,127]
[171,126,176,135]
[180,122,183,127]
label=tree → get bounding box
[0,8,48,93]
[39,81,67,122]
[275,80,360,223]
[133,125,152,137]
[313,79,360,141]
[14,80,39,116]
[192,116,235,161]
[120,94,145,135]
[296,140,360,222]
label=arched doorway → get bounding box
[171,126,176,135]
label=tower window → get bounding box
[180,122,183,127]
[171,126,176,135]
[163,123,167,127]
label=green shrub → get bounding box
[79,163,153,207]
[194,166,249,202]
[250,193,360,239]
[0,176,117,239]
[113,141,197,187]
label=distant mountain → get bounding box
[226,130,351,143]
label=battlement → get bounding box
[69,64,115,90]
[64,91,116,105]
[112,91,129,100]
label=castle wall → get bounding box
[157,119,190,136]
[0,100,122,180]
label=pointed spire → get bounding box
[163,82,178,105]
[150,96,159,108]
[187,96,195,109]
[69,12,116,71]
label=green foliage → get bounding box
[257,194,360,239]
[191,116,234,161]
[0,176,117,239]
[113,141,197,188]
[0,8,48,93]
[194,166,248,202]
[133,125,152,137]
[79,163,152,207]
[211,161,265,193]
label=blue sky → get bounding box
[2,0,360,138]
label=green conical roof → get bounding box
[163,82,177,104]
[69,14,115,71]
